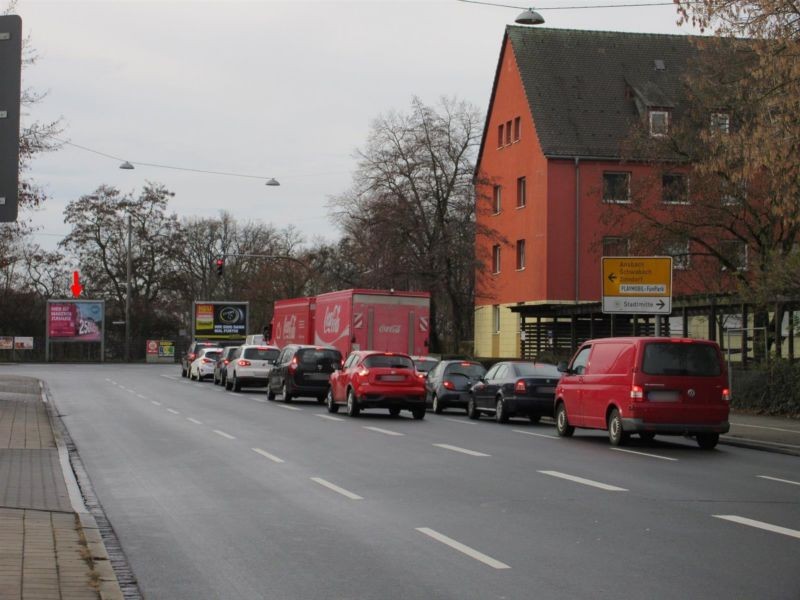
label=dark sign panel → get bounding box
[193,301,247,339]
[0,15,21,222]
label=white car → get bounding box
[225,344,280,392]
[189,347,222,381]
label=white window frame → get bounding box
[663,238,691,270]
[602,236,630,257]
[602,172,631,204]
[492,244,501,274]
[493,185,502,214]
[649,110,670,137]
[662,173,690,205]
[710,112,730,134]
[720,240,748,272]
[516,239,526,270]
[516,176,526,208]
[492,305,500,334]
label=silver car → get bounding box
[225,344,280,392]
[189,347,223,381]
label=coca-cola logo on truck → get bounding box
[379,324,402,334]
[323,305,342,334]
[283,314,297,339]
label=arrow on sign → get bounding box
[608,272,617,283]
[656,299,665,309]
[71,271,83,298]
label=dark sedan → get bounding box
[468,361,560,423]
[425,360,486,414]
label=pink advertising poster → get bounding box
[48,302,103,342]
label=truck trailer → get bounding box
[313,289,430,357]
[270,297,315,346]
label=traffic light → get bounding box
[214,258,225,277]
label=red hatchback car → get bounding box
[327,351,427,419]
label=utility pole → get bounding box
[125,214,132,361]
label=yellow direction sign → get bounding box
[602,256,673,314]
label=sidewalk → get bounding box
[723,411,800,456]
[0,375,123,600]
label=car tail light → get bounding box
[416,371,425,380]
[223,359,230,365]
[238,359,251,366]
[515,380,527,393]
[358,368,370,377]
[630,385,644,400]
[722,388,730,402]
[443,380,455,390]
[188,353,196,361]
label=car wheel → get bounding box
[326,389,339,413]
[181,367,187,378]
[213,372,219,385]
[432,394,443,414]
[467,398,480,420]
[639,431,656,442]
[529,414,541,424]
[696,432,719,450]
[225,376,233,391]
[346,389,360,417]
[282,383,292,403]
[495,398,509,424]
[267,386,276,401]
[388,407,401,417]
[233,374,242,392]
[555,402,574,437]
[411,408,425,420]
[607,408,628,446]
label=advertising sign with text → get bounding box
[47,301,104,342]
[193,301,248,339]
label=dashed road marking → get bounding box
[159,374,182,381]
[276,404,302,411]
[611,448,677,461]
[444,418,476,425]
[151,400,162,406]
[363,426,404,436]
[252,448,285,463]
[213,429,236,440]
[512,429,558,440]
[538,470,628,492]
[757,475,800,487]
[186,418,203,425]
[310,477,363,500]
[315,414,345,422]
[713,515,800,540]
[136,394,147,399]
[433,444,490,457]
[249,397,268,403]
[415,527,510,570]
[166,409,180,415]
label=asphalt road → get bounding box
[6,363,800,600]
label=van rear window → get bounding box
[642,343,721,376]
[243,348,279,361]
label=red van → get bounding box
[555,337,730,449]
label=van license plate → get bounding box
[647,390,680,402]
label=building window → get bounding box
[493,185,502,214]
[513,117,521,141]
[516,177,526,208]
[602,236,629,257]
[720,240,747,271]
[505,120,512,145]
[497,124,504,147]
[649,110,670,136]
[722,180,746,206]
[602,172,631,203]
[663,238,690,270]
[492,244,501,274]
[516,239,526,270]
[493,305,500,333]
[662,173,689,204]
[711,112,730,134]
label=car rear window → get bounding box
[243,348,279,361]
[514,363,561,377]
[642,343,721,376]
[297,348,342,368]
[204,351,222,360]
[364,355,414,369]
[444,363,485,378]
[413,359,438,372]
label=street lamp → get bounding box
[515,8,545,24]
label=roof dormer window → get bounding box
[649,109,670,137]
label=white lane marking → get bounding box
[730,422,800,435]
[249,396,268,403]
[166,408,180,415]
[757,475,800,487]
[538,470,628,492]
[104,378,112,383]
[363,426,404,437]
[433,444,490,457]
[611,448,677,462]
[276,404,302,411]
[118,386,129,392]
[109,380,117,385]
[713,515,800,540]
[512,429,558,440]
[722,436,800,450]
[311,477,363,500]
[136,394,147,399]
[252,448,285,463]
[186,418,203,425]
[444,418,477,425]
[213,429,236,440]
[159,374,181,381]
[127,389,137,394]
[315,414,345,422]
[415,527,511,570]
[151,400,162,406]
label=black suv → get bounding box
[267,345,343,403]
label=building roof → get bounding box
[501,27,701,159]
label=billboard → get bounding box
[48,301,104,342]
[0,336,12,350]
[193,301,247,339]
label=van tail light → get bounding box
[288,356,298,374]
[515,380,527,393]
[722,388,730,402]
[630,385,644,400]
[238,359,251,366]
[443,380,455,390]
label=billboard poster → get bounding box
[48,301,104,342]
[193,301,247,339]
[14,337,33,349]
[0,336,12,350]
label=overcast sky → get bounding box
[16,0,699,251]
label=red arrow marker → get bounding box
[71,271,84,298]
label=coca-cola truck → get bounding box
[270,297,315,347]
[313,289,430,357]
